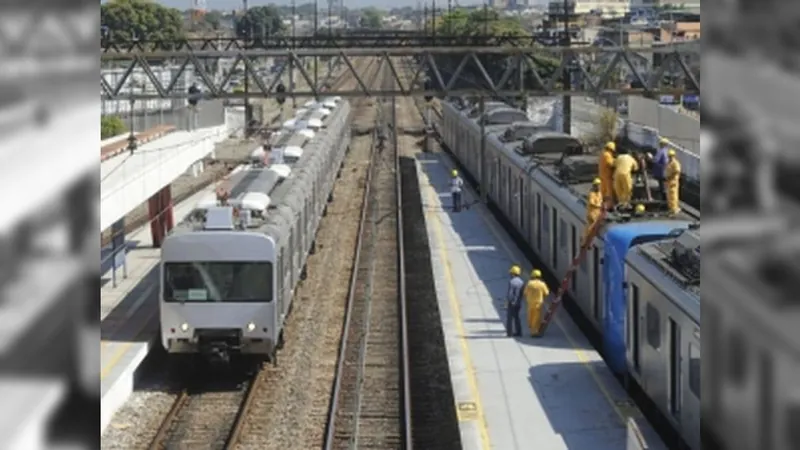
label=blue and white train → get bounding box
[159,97,351,365]
[439,97,701,449]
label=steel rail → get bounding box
[322,60,385,448]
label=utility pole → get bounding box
[314,0,319,100]
[243,0,251,128]
[291,0,296,108]
[562,0,571,134]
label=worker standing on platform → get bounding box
[450,169,464,212]
[598,142,616,206]
[647,138,669,200]
[665,149,682,215]
[584,178,603,242]
[613,147,639,208]
[505,265,525,337]
[524,270,550,337]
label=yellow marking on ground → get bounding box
[423,172,491,450]
[100,306,158,381]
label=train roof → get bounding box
[704,223,800,354]
[630,225,700,295]
[446,98,700,224]
[166,98,351,243]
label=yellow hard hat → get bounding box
[667,149,676,157]
[531,269,542,278]
[635,204,646,213]
[659,137,668,144]
[451,169,458,177]
[592,178,601,186]
[510,265,521,276]
[605,142,616,151]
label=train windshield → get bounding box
[163,262,273,303]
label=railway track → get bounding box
[322,57,411,450]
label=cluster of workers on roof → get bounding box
[589,137,683,231]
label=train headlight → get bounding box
[180,323,189,332]
[246,322,256,332]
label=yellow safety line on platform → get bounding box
[100,306,158,381]
[430,154,628,427]
[423,171,492,450]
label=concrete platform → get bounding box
[415,152,667,450]
[0,378,65,450]
[99,178,239,433]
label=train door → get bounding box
[552,208,559,270]
[570,224,577,293]
[668,317,682,420]
[628,282,641,375]
[506,166,513,215]
[685,339,701,450]
[276,250,284,317]
[541,203,550,265]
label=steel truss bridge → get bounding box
[100,34,700,100]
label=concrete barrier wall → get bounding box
[628,97,700,154]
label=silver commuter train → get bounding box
[440,98,700,449]
[625,227,701,448]
[703,222,800,450]
[160,97,351,364]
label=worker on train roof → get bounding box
[583,178,604,243]
[524,269,550,338]
[450,169,464,212]
[613,146,639,208]
[505,265,524,337]
[665,149,681,215]
[598,142,616,207]
[648,138,670,201]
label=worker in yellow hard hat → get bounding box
[449,169,464,212]
[583,178,604,243]
[665,149,681,214]
[524,269,550,337]
[598,142,616,207]
[504,265,525,336]
[612,146,639,208]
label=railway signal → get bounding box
[275,82,286,105]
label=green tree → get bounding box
[359,7,383,29]
[101,0,185,43]
[236,6,285,39]
[426,9,560,92]
[204,11,223,30]
[101,115,128,139]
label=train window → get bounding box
[785,403,800,449]
[646,302,661,350]
[536,194,542,249]
[669,317,681,417]
[542,205,550,232]
[631,283,641,373]
[727,329,747,384]
[689,343,700,398]
[559,219,568,250]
